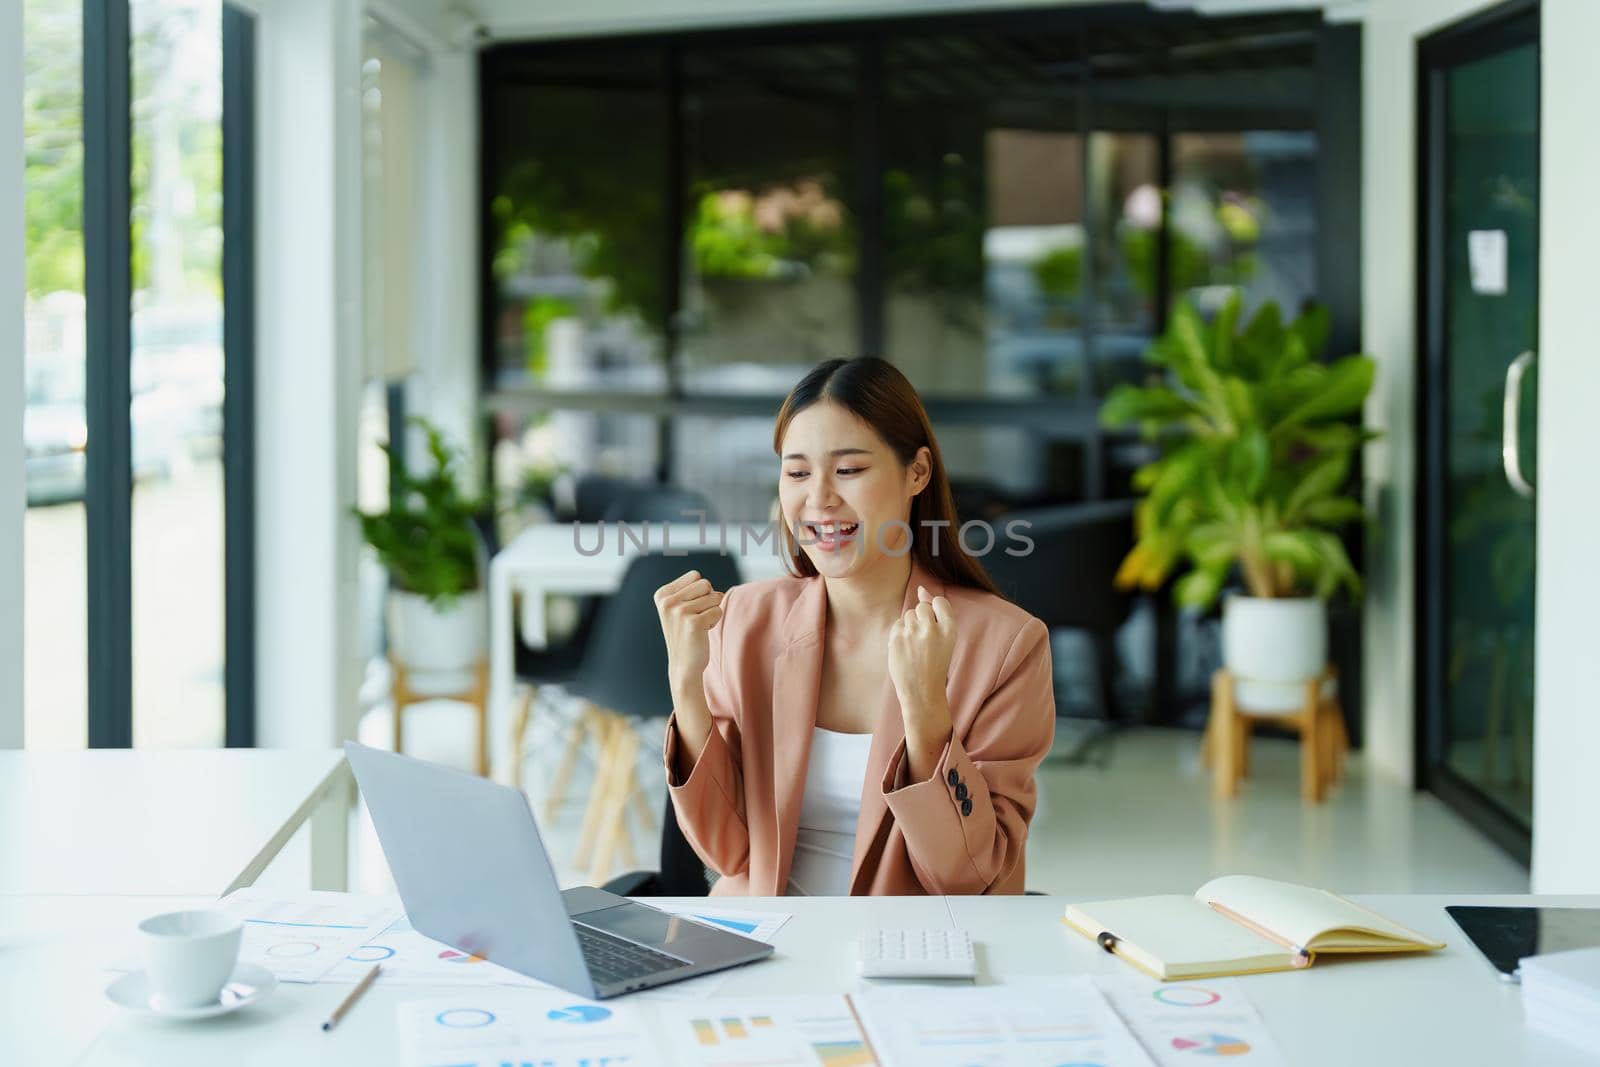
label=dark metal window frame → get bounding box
[84,0,134,748]
[222,2,258,748]
[82,0,257,748]
[1414,0,1539,865]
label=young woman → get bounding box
[653,357,1054,896]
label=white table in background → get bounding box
[487,521,791,776]
[20,893,1599,1066]
[0,750,351,896]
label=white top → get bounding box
[784,726,874,896]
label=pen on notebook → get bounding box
[1208,902,1312,967]
[321,963,381,1031]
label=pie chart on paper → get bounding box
[437,948,487,964]
[1172,1033,1252,1056]
[547,1004,613,1024]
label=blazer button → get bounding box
[961,797,973,817]
[955,782,968,802]
[946,769,960,786]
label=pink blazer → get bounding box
[662,561,1055,896]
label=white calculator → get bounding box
[858,928,977,979]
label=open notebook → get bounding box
[1063,875,1445,981]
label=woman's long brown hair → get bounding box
[773,357,999,595]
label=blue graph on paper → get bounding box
[691,914,760,935]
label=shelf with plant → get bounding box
[355,418,491,673]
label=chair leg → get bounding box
[473,660,490,778]
[575,713,626,872]
[591,740,637,885]
[628,780,657,838]
[545,703,600,824]
[510,685,536,790]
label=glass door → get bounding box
[1417,1,1539,861]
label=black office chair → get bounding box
[601,485,715,525]
[982,500,1135,764]
[574,473,645,523]
[548,550,742,894]
[513,484,715,798]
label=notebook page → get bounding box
[1067,895,1287,975]
[1196,876,1436,950]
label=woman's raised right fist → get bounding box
[653,570,724,698]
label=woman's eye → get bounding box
[785,470,809,480]
[836,467,863,476]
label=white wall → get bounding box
[1,0,24,748]
[1359,0,1506,786]
[255,0,367,747]
[1531,0,1600,894]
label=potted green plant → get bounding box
[355,418,490,675]
[1100,293,1377,707]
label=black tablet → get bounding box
[1446,905,1600,982]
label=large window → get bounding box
[481,10,1347,525]
[486,47,670,394]
[20,0,254,749]
[679,42,858,389]
[21,0,88,749]
[130,0,226,747]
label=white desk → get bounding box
[0,750,351,896]
[488,521,791,776]
[0,894,211,1067]
[12,893,1597,1066]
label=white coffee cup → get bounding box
[138,910,244,1010]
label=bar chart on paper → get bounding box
[662,996,872,1067]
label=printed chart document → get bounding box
[657,995,872,1067]
[216,889,402,983]
[852,976,1155,1067]
[649,904,793,945]
[1097,976,1289,1066]
[398,991,663,1067]
[323,914,546,987]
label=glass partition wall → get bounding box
[483,10,1339,520]
[481,8,1358,724]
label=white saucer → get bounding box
[105,962,277,1020]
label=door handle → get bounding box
[1502,350,1535,498]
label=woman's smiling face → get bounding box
[778,400,929,578]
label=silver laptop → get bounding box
[344,741,773,998]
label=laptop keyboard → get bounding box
[575,923,687,987]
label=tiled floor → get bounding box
[352,696,1529,899]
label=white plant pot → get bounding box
[389,589,486,676]
[1221,594,1327,713]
